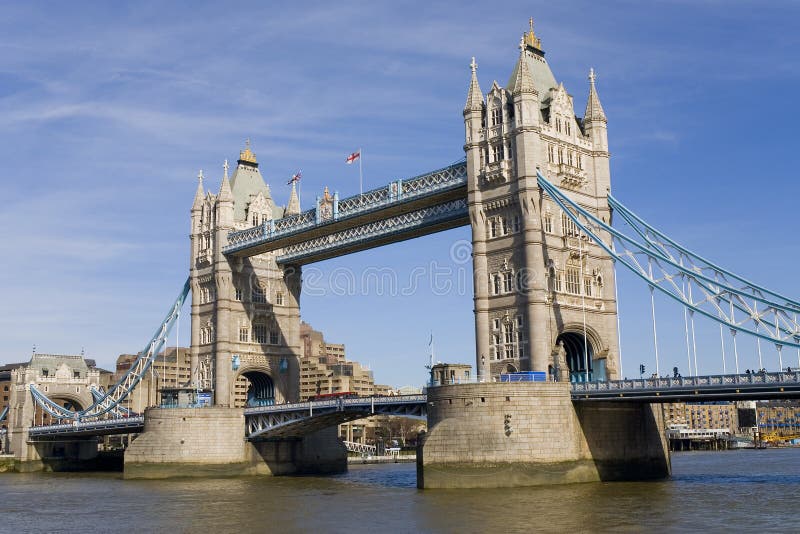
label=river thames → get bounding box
[1,449,798,533]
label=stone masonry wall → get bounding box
[418,382,669,488]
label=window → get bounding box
[504,326,515,359]
[576,153,582,170]
[584,277,593,297]
[492,275,501,295]
[42,369,49,378]
[252,287,266,303]
[501,217,508,235]
[253,324,267,344]
[512,215,520,233]
[491,107,502,126]
[73,371,80,379]
[270,330,279,345]
[492,143,502,162]
[568,151,574,167]
[544,213,553,233]
[562,212,580,237]
[556,117,562,133]
[558,147,564,164]
[566,121,571,136]
[235,287,242,301]
[493,318,500,330]
[239,327,249,343]
[276,292,284,306]
[565,267,581,295]
[548,144,555,163]
[490,219,498,238]
[491,334,501,360]
[503,272,514,293]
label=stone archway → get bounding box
[233,370,275,408]
[555,331,595,383]
[32,394,86,425]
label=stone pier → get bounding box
[124,406,346,479]
[417,382,670,489]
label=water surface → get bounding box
[1,449,798,533]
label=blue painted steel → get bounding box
[608,194,800,312]
[29,279,191,421]
[536,172,800,349]
[500,372,546,382]
[0,406,7,422]
[276,197,468,264]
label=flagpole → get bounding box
[358,147,363,204]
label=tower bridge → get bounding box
[7,20,800,487]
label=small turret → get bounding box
[192,170,205,211]
[584,68,607,124]
[286,181,300,216]
[464,57,484,113]
[510,36,536,96]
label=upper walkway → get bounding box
[222,162,468,264]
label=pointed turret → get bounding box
[584,68,606,123]
[192,170,205,211]
[511,36,536,96]
[464,57,484,113]
[218,161,233,203]
[286,182,300,216]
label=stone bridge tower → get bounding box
[7,355,101,463]
[189,143,302,406]
[465,22,620,381]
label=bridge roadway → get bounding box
[23,372,800,439]
[222,162,468,264]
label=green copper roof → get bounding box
[230,163,285,222]
[506,47,559,107]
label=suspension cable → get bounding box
[580,231,589,382]
[648,258,660,377]
[719,323,727,374]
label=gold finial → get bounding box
[239,139,257,164]
[524,17,542,50]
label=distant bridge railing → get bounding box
[245,395,427,440]
[223,162,467,255]
[343,441,377,454]
[571,371,800,401]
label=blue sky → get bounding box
[1,1,799,386]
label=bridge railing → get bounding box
[224,162,467,253]
[571,371,800,393]
[28,416,145,436]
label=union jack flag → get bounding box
[287,171,301,185]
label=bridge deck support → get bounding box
[124,407,346,479]
[418,382,670,489]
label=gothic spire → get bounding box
[584,68,607,123]
[192,170,204,210]
[286,181,300,216]
[218,162,233,202]
[464,56,484,112]
[511,35,536,96]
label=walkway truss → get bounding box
[537,172,800,365]
[28,280,190,422]
[245,395,427,441]
[223,162,468,264]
